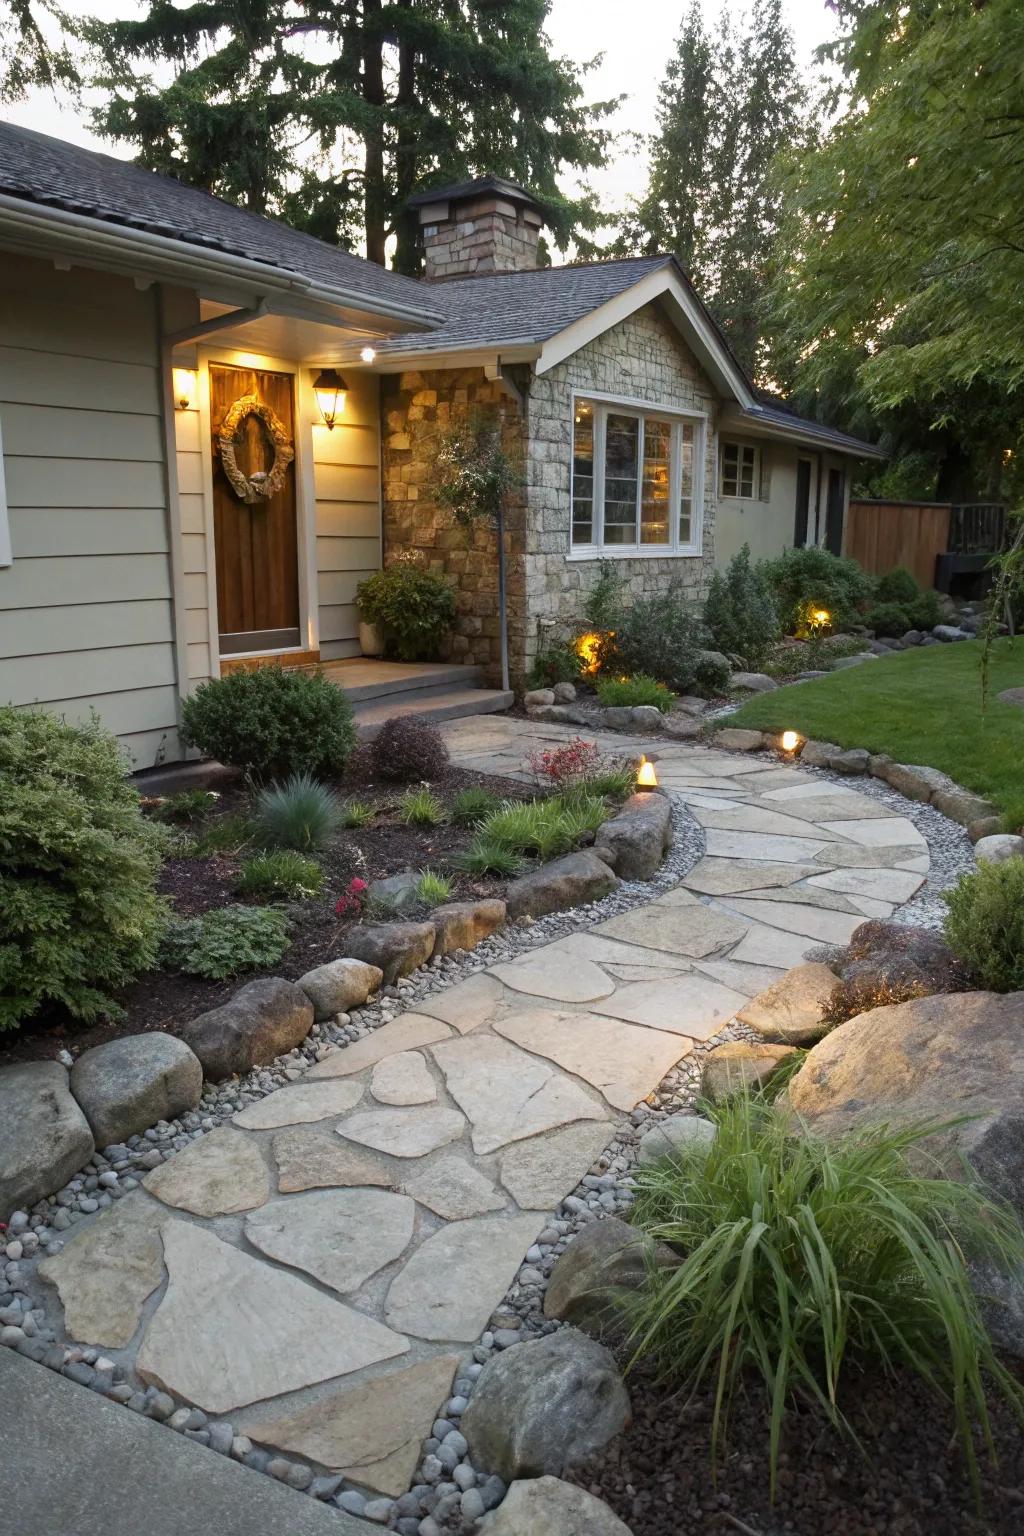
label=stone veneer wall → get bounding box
[380,368,528,682]
[521,304,719,679]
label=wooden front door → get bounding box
[211,362,301,655]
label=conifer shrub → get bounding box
[702,544,780,664]
[943,858,1024,992]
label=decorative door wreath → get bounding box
[218,392,295,504]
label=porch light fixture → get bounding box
[636,755,659,790]
[312,368,348,430]
[360,346,377,364]
[172,367,196,411]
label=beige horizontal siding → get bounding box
[314,374,380,659]
[5,642,176,707]
[0,403,164,462]
[8,506,168,558]
[0,345,161,415]
[0,599,172,658]
[0,552,172,609]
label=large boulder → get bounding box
[737,962,838,1046]
[701,1041,797,1102]
[788,991,1024,1215]
[478,1477,631,1536]
[0,1061,93,1218]
[544,1216,673,1338]
[832,920,968,1015]
[70,1034,202,1147]
[431,899,506,957]
[297,957,383,1020]
[976,834,1024,866]
[462,1329,629,1483]
[730,671,777,693]
[594,792,672,881]
[180,977,314,1082]
[931,785,997,828]
[340,921,436,985]
[506,851,618,920]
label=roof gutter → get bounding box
[0,193,442,330]
[724,404,886,461]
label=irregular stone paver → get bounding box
[694,803,848,841]
[737,882,860,913]
[39,1194,166,1349]
[494,1008,689,1112]
[593,901,748,958]
[721,895,864,946]
[751,793,890,823]
[233,1079,363,1129]
[144,1127,270,1217]
[728,924,816,970]
[694,956,787,997]
[552,931,693,973]
[806,866,926,903]
[401,1155,506,1220]
[491,950,616,1004]
[307,1014,452,1079]
[384,1214,544,1341]
[814,841,927,870]
[499,1123,615,1210]
[245,1190,415,1293]
[137,1223,408,1413]
[338,1105,466,1159]
[273,1126,395,1193]
[370,1051,437,1106]
[682,857,816,895]
[245,1355,460,1496]
[591,972,747,1040]
[705,827,832,863]
[432,1036,607,1155]
[820,816,925,848]
[415,972,505,1034]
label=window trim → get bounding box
[569,390,706,560]
[0,414,10,568]
[719,437,761,501]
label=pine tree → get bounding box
[86,0,615,272]
[1,0,77,103]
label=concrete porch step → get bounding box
[352,686,514,738]
[322,660,486,703]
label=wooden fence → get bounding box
[844,500,951,590]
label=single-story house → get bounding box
[0,124,882,765]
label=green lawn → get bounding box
[727,638,1024,827]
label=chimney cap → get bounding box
[406,174,544,215]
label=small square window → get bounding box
[721,440,759,500]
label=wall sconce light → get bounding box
[636,755,659,790]
[360,346,377,364]
[172,367,196,411]
[313,368,348,430]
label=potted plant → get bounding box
[357,610,385,657]
[356,553,457,662]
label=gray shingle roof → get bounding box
[744,396,885,458]
[0,120,434,315]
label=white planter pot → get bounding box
[359,619,385,658]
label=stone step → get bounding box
[323,660,486,703]
[352,687,514,739]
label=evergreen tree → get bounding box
[620,0,810,375]
[1,0,77,103]
[86,0,615,272]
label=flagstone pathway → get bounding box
[36,719,930,1504]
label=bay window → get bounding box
[570,395,703,556]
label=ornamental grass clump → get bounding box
[0,708,169,1029]
[943,858,1024,992]
[450,786,501,824]
[399,787,447,827]
[595,674,676,712]
[236,850,324,900]
[416,868,453,906]
[256,773,343,851]
[625,1092,1024,1499]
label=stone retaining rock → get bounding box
[713,727,764,752]
[69,1034,202,1147]
[594,791,672,881]
[552,682,577,703]
[637,1113,717,1166]
[931,784,997,828]
[544,1216,672,1338]
[523,688,555,708]
[730,671,777,693]
[506,850,618,921]
[737,962,838,1046]
[969,815,1004,844]
[663,715,701,740]
[431,899,507,957]
[701,1041,797,1101]
[462,1329,630,1483]
[297,958,383,1020]
[829,747,870,774]
[976,834,1024,865]
[341,922,436,985]
[799,739,841,767]
[629,704,664,731]
[0,1061,94,1217]
[180,977,314,1082]
[366,871,420,914]
[879,762,950,803]
[479,1477,632,1536]
[602,706,633,731]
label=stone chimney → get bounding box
[409,176,545,282]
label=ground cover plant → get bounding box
[595,674,675,712]
[180,666,356,782]
[728,638,1024,824]
[161,904,291,980]
[625,1092,1024,1499]
[943,858,1024,992]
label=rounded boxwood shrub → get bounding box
[613,589,715,694]
[866,600,913,637]
[875,566,920,607]
[762,546,874,634]
[356,557,456,662]
[943,858,1024,992]
[370,716,450,782]
[181,667,356,783]
[0,708,168,1030]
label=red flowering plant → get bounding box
[335,876,368,918]
[528,736,600,786]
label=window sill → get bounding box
[567,546,703,562]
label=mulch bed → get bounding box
[568,1362,1024,1536]
[0,763,534,1069]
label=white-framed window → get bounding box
[0,414,10,568]
[720,439,760,499]
[570,393,704,557]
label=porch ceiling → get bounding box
[173,296,429,364]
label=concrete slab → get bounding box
[0,1349,369,1536]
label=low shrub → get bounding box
[595,674,675,713]
[526,641,584,689]
[943,859,1024,992]
[583,559,627,633]
[580,764,636,801]
[691,650,732,696]
[181,667,356,783]
[528,736,600,785]
[371,716,449,783]
[356,557,456,662]
[761,546,874,634]
[626,1091,1024,1496]
[875,565,919,607]
[256,773,343,851]
[399,787,446,827]
[161,904,290,979]
[450,786,501,824]
[150,788,219,824]
[236,851,324,900]
[0,708,168,1030]
[866,600,913,637]
[702,545,780,664]
[910,588,943,630]
[416,868,453,906]
[613,590,712,694]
